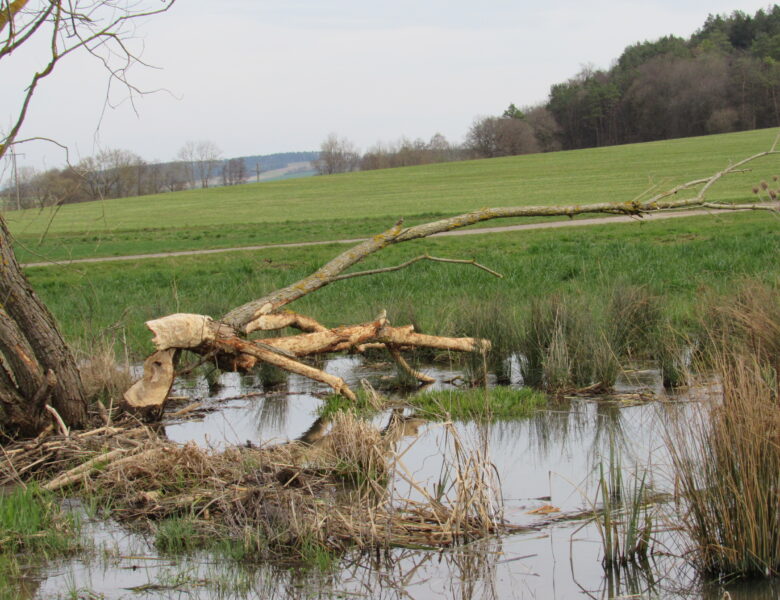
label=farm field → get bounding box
[7,127,780,264]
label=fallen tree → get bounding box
[121,138,780,419]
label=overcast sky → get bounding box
[1,0,774,171]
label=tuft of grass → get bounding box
[155,516,204,554]
[454,295,522,385]
[408,386,547,421]
[0,485,80,556]
[0,485,82,600]
[518,294,620,393]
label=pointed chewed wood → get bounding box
[122,349,177,420]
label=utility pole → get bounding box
[9,149,25,211]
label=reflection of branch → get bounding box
[331,254,504,283]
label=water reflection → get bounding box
[26,358,780,599]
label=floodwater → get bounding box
[19,358,780,599]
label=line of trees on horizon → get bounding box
[1,143,319,210]
[5,7,780,205]
[316,6,780,175]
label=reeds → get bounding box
[518,294,621,393]
[666,282,780,578]
[592,458,653,569]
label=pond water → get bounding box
[20,358,780,599]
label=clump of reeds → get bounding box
[666,282,780,578]
[518,294,619,393]
[311,410,389,489]
[667,353,780,577]
[257,361,289,388]
[454,295,522,385]
[591,451,653,569]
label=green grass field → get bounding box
[25,211,780,357]
[7,128,780,263]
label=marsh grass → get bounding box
[592,458,653,569]
[408,387,547,421]
[0,485,80,556]
[518,294,620,393]
[667,353,780,578]
[453,295,522,385]
[667,283,780,578]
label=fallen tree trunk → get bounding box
[124,313,487,411]
[120,136,780,418]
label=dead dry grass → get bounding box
[0,409,514,563]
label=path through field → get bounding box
[19,208,754,268]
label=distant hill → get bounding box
[237,152,319,182]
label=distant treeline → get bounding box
[1,150,319,210]
[546,7,780,149]
[315,6,780,175]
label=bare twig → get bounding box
[331,254,504,283]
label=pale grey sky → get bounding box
[1,0,774,171]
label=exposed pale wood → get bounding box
[245,311,328,335]
[214,336,358,401]
[146,313,224,350]
[43,448,128,491]
[386,345,436,384]
[378,327,489,353]
[122,349,177,419]
[44,404,68,437]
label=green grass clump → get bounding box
[0,485,80,555]
[318,389,380,418]
[408,387,547,421]
[0,485,82,600]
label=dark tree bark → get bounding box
[0,216,87,435]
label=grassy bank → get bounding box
[8,128,780,262]
[0,486,81,600]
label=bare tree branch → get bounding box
[0,1,177,162]
[330,254,504,283]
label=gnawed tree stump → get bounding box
[122,349,177,420]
